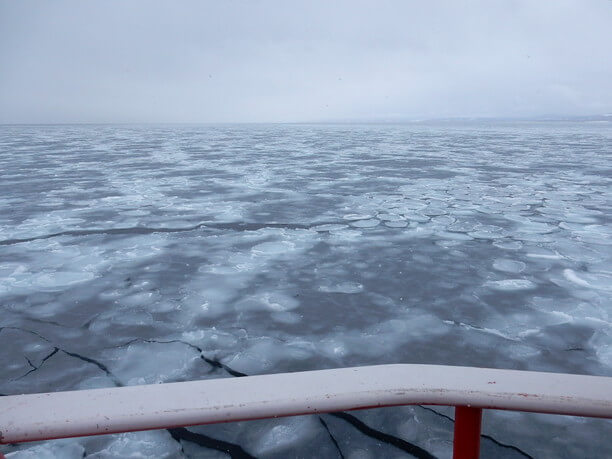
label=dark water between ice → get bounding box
[1,122,611,458]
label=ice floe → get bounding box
[484,279,537,291]
[492,259,526,273]
[319,282,364,294]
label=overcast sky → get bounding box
[1,0,611,123]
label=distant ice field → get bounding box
[1,122,611,458]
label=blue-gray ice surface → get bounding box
[1,122,611,458]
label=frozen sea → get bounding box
[1,122,611,458]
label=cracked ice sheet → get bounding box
[1,122,612,458]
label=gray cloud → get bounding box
[1,0,611,123]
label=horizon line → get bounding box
[1,113,611,127]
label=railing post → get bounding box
[453,406,482,459]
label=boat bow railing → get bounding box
[1,364,611,458]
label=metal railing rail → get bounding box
[1,364,611,458]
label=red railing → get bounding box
[2,364,611,458]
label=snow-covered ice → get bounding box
[1,122,611,458]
